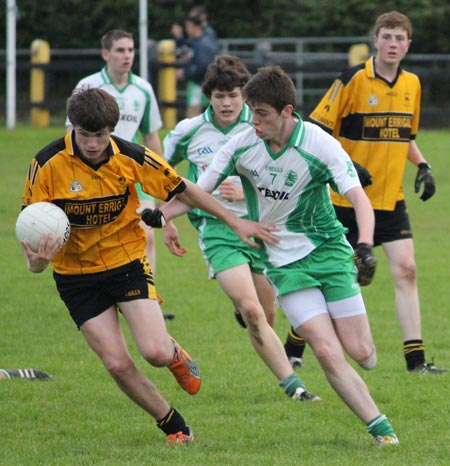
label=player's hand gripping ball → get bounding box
[15,202,70,252]
[354,243,377,286]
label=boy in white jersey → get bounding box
[161,55,318,402]
[66,30,162,276]
[154,65,399,446]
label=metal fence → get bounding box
[1,36,450,127]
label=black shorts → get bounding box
[53,258,157,328]
[334,200,413,248]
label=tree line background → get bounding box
[1,0,449,52]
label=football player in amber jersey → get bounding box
[66,30,162,274]
[19,88,277,445]
[310,11,446,374]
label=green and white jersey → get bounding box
[163,105,253,220]
[67,67,162,142]
[197,115,361,268]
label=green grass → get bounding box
[1,125,449,466]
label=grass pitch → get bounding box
[0,126,449,466]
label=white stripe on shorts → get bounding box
[279,288,366,328]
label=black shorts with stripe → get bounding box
[53,257,157,328]
[334,200,413,248]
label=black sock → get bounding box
[284,327,306,359]
[156,408,189,435]
[404,339,425,371]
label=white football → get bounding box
[15,202,71,252]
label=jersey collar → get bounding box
[288,112,306,148]
[66,131,118,168]
[100,66,134,92]
[366,57,403,87]
[204,103,252,133]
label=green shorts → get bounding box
[186,81,209,107]
[194,217,265,278]
[266,235,360,302]
[136,182,155,201]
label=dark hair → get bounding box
[374,11,412,39]
[202,54,251,98]
[101,29,133,50]
[243,65,296,113]
[67,88,120,132]
[185,15,203,27]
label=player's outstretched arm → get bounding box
[177,179,278,248]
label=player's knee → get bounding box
[311,341,342,371]
[358,345,377,370]
[237,299,265,327]
[104,355,135,378]
[141,344,172,367]
[394,259,417,283]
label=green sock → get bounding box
[366,414,395,438]
[279,372,305,398]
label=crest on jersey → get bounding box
[70,180,84,192]
[285,170,298,187]
[368,95,379,106]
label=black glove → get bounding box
[137,208,166,228]
[414,163,435,201]
[353,162,372,188]
[354,243,377,286]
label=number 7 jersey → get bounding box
[197,116,361,268]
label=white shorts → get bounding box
[278,287,366,328]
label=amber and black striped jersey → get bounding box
[310,57,421,211]
[21,132,185,275]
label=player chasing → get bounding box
[310,11,447,374]
[18,88,277,445]
[161,54,319,402]
[142,65,399,446]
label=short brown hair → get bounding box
[202,54,251,98]
[67,88,119,132]
[243,65,296,113]
[374,11,412,39]
[101,29,133,50]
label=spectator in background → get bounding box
[171,13,218,118]
[189,5,218,45]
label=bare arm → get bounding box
[161,179,278,248]
[408,140,428,166]
[143,132,163,156]
[344,186,374,245]
[219,179,245,202]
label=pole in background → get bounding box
[30,39,50,127]
[157,40,177,129]
[139,0,148,81]
[6,0,17,130]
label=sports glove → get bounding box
[414,163,435,201]
[136,208,166,228]
[352,162,372,188]
[354,243,377,286]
